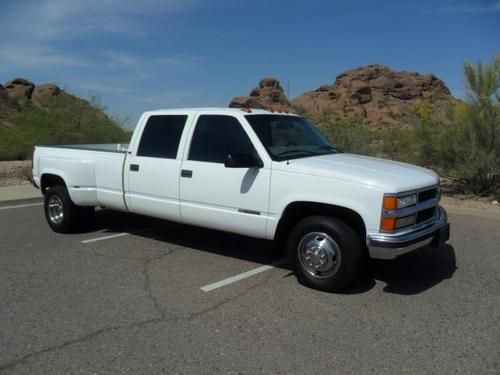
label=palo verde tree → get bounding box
[455,57,500,194]
[463,57,499,154]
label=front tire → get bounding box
[287,216,363,292]
[44,185,79,233]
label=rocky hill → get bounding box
[0,78,129,160]
[1,78,98,116]
[229,77,291,112]
[229,65,453,126]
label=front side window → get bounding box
[137,115,187,159]
[245,114,338,161]
[189,115,255,163]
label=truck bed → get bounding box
[38,143,130,153]
[33,144,129,211]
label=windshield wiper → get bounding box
[275,149,320,158]
[318,145,338,152]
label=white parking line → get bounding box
[0,202,43,210]
[201,261,284,292]
[82,225,167,244]
[82,232,130,243]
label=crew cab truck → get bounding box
[32,108,450,291]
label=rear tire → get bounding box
[287,216,363,292]
[44,185,79,233]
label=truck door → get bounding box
[179,114,271,238]
[125,114,190,221]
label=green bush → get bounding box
[316,115,379,155]
[315,113,418,163]
[0,94,130,160]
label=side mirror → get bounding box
[224,153,263,168]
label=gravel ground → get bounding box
[0,161,31,187]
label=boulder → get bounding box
[0,84,7,99]
[229,96,265,110]
[229,77,291,111]
[4,78,35,99]
[0,84,18,115]
[32,84,61,99]
[316,84,331,92]
[259,77,281,89]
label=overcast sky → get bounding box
[1,0,498,128]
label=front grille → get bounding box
[416,206,436,224]
[418,188,437,203]
[381,185,440,232]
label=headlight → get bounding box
[397,194,417,208]
[382,194,417,210]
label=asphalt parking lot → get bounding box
[0,200,499,374]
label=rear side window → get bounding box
[137,115,187,158]
[189,115,255,163]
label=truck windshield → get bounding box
[245,114,338,161]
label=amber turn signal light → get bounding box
[382,196,397,210]
[380,218,396,231]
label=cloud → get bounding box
[136,89,203,106]
[61,51,201,99]
[69,83,133,94]
[100,51,202,74]
[0,44,93,71]
[438,0,500,13]
[101,51,201,70]
[0,0,205,41]
[0,0,203,77]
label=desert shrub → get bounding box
[316,113,380,155]
[379,126,416,163]
[409,58,499,195]
[316,112,417,162]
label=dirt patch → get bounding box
[441,195,500,214]
[0,160,32,187]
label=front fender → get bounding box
[267,172,384,239]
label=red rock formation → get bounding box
[291,64,452,125]
[229,77,291,112]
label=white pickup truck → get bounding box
[32,108,449,291]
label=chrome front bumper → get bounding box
[367,206,450,260]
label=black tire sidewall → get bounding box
[287,216,362,292]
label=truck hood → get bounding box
[275,153,439,193]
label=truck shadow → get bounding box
[87,210,457,295]
[349,244,457,295]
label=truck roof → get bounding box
[145,107,298,116]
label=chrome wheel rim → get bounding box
[297,232,342,278]
[48,195,64,224]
